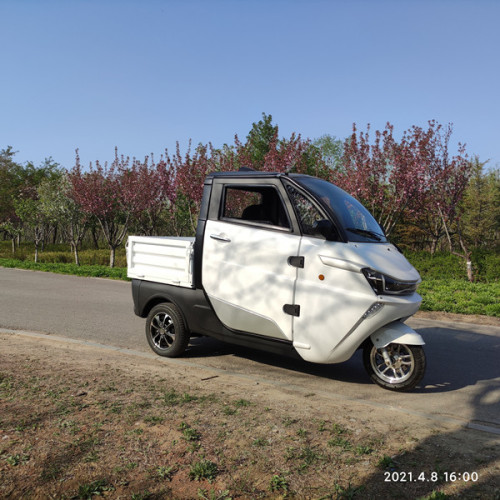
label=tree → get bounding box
[0,147,23,250]
[170,142,211,235]
[14,197,46,262]
[0,147,19,223]
[38,174,89,265]
[461,159,499,249]
[335,121,471,242]
[335,123,428,237]
[422,125,473,279]
[69,150,129,267]
[244,112,278,169]
[129,156,176,236]
[69,149,175,266]
[167,115,330,234]
[12,158,62,261]
[312,134,343,171]
[232,113,328,176]
[261,131,324,175]
[207,142,238,175]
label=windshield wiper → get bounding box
[346,227,384,241]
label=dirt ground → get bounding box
[1,331,499,500]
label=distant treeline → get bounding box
[1,114,498,279]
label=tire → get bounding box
[363,341,426,391]
[145,303,190,357]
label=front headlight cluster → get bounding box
[362,268,419,296]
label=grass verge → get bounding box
[0,258,127,280]
[418,279,500,317]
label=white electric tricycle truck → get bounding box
[127,169,426,391]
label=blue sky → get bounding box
[1,0,499,170]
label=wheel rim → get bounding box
[370,344,415,385]
[150,312,175,350]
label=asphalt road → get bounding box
[1,267,499,432]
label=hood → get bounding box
[319,242,421,282]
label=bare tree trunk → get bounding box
[109,246,116,268]
[430,237,438,255]
[466,259,473,282]
[92,226,100,249]
[459,236,474,282]
[189,207,197,235]
[71,242,80,266]
[439,206,474,282]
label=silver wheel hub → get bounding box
[150,312,175,350]
[371,344,414,385]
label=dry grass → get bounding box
[1,334,499,499]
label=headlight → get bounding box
[362,268,418,296]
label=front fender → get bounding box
[370,321,425,348]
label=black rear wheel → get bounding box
[145,303,190,357]
[363,342,426,391]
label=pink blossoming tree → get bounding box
[69,149,175,267]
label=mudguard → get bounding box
[370,321,425,348]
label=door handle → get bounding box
[210,233,231,243]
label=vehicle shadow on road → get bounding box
[185,324,500,395]
[186,336,381,386]
[413,326,500,393]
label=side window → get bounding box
[222,186,290,229]
[286,184,325,237]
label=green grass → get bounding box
[77,479,113,498]
[418,279,500,316]
[0,258,128,280]
[269,474,289,495]
[189,459,218,482]
[407,250,500,317]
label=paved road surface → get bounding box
[1,267,499,432]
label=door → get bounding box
[202,182,300,340]
[284,181,376,363]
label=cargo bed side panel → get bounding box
[127,236,195,288]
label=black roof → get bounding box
[205,169,308,180]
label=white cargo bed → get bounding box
[127,236,194,288]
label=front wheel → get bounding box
[145,303,190,357]
[363,342,426,391]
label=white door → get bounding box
[202,184,300,340]
[284,182,378,363]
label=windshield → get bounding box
[296,176,387,243]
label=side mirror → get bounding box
[314,219,339,241]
